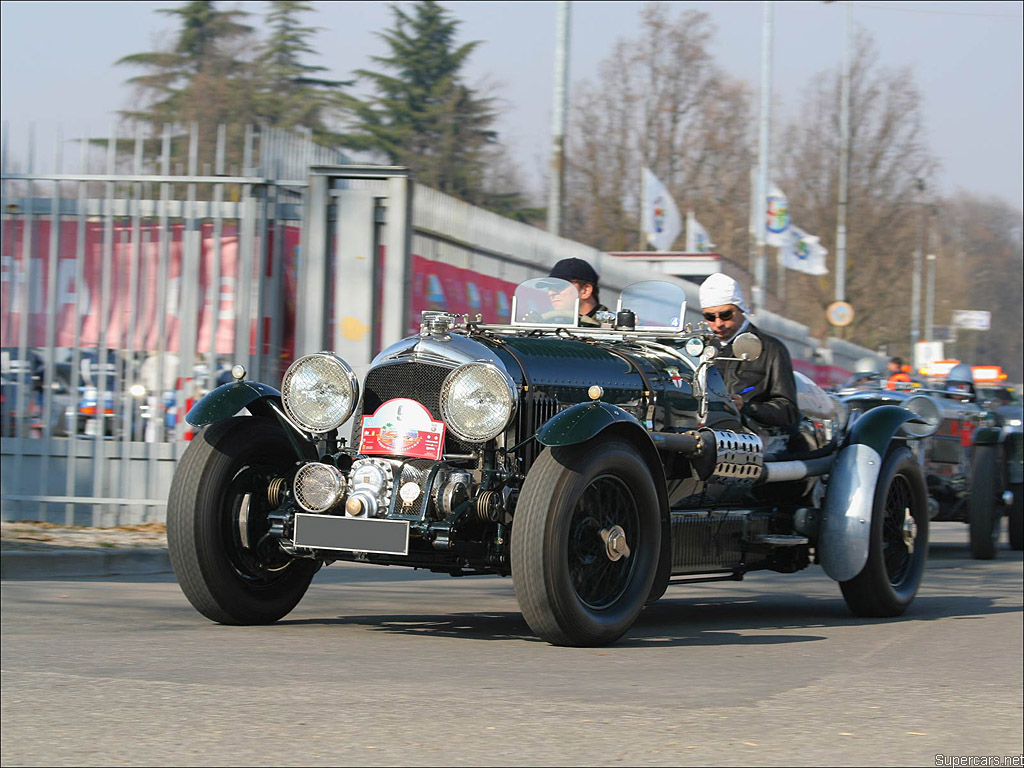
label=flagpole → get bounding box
[777,248,786,302]
[834,0,851,307]
[754,0,774,315]
[639,167,647,250]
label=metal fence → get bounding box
[1,123,344,524]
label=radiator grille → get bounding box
[520,394,562,467]
[352,362,475,455]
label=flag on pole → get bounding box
[765,183,791,247]
[686,210,716,253]
[641,167,682,252]
[778,224,829,275]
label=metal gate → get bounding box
[1,124,342,525]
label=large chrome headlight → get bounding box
[900,394,941,438]
[439,363,517,443]
[282,353,360,434]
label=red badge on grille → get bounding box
[359,398,446,460]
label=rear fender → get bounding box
[820,405,914,582]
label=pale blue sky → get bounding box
[2,1,1022,208]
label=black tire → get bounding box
[840,446,929,617]
[968,445,1002,560]
[167,416,318,624]
[1007,483,1023,551]
[511,440,661,646]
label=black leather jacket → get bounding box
[714,323,799,428]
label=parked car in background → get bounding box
[1,347,72,437]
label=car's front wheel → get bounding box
[840,446,929,617]
[511,439,661,646]
[167,416,319,624]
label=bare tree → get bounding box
[775,30,939,351]
[563,4,754,255]
[932,192,1023,379]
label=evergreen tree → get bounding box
[117,0,258,142]
[345,1,509,207]
[254,1,352,145]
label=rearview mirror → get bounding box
[731,332,763,361]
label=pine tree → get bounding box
[254,1,352,146]
[117,1,258,141]
[345,1,502,205]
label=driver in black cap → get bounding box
[546,258,608,327]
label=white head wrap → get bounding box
[699,273,750,313]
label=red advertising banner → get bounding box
[408,255,516,335]
[1,220,300,356]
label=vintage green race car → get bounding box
[168,279,936,646]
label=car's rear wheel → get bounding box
[968,445,1002,560]
[167,416,318,624]
[840,446,929,617]
[512,440,661,646]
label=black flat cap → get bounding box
[548,257,599,285]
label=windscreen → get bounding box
[617,281,687,331]
[510,277,580,327]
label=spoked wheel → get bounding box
[969,445,1003,560]
[512,439,661,646]
[840,446,929,617]
[167,416,319,624]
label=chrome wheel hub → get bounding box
[600,525,631,562]
[901,508,917,554]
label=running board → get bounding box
[752,534,809,547]
[667,570,745,586]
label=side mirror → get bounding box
[731,332,763,361]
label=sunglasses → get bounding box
[702,309,735,322]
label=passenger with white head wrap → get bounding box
[699,272,798,428]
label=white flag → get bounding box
[778,224,828,275]
[765,183,791,247]
[641,167,682,252]
[686,210,716,253]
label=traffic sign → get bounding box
[826,301,854,327]
[951,310,991,331]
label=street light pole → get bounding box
[547,0,570,238]
[753,0,774,315]
[910,179,925,353]
[925,253,936,343]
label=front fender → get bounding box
[536,401,643,447]
[187,381,318,461]
[820,405,914,582]
[973,425,1003,445]
[536,402,672,602]
[186,381,283,427]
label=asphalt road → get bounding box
[2,522,1021,767]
